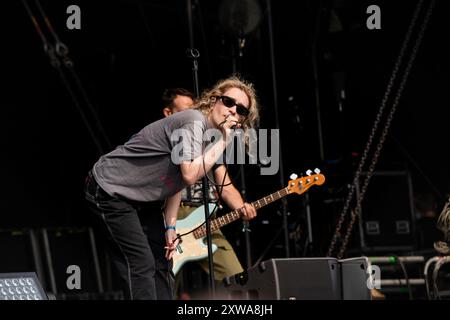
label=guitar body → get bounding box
[171,171,325,275]
[172,204,218,275]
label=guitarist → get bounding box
[84,76,259,300]
[160,87,257,298]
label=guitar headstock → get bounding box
[287,168,325,195]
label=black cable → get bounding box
[202,118,244,189]
[394,255,413,300]
[174,140,234,241]
[175,129,249,241]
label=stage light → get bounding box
[0,272,47,300]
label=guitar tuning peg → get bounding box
[306,169,312,176]
[290,173,298,180]
[314,168,321,174]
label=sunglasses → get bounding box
[218,95,250,118]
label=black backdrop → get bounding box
[1,0,449,261]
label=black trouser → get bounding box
[84,172,173,300]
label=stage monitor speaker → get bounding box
[339,257,372,300]
[0,272,47,300]
[222,258,341,300]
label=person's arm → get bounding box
[180,115,239,185]
[214,164,257,221]
[164,191,181,260]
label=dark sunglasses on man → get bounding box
[217,95,250,118]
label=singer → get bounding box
[84,76,260,300]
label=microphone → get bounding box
[220,114,239,129]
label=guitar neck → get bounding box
[193,187,290,239]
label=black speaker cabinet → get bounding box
[222,258,341,300]
[340,257,372,300]
[356,171,416,251]
[222,257,372,300]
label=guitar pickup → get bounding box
[175,234,183,253]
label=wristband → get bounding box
[165,226,176,231]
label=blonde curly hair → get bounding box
[194,76,260,142]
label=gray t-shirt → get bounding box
[92,109,215,202]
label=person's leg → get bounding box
[85,173,158,300]
[139,203,174,300]
[198,230,244,281]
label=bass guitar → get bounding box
[172,169,325,275]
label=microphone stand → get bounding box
[232,34,252,269]
[187,48,215,298]
[240,165,252,268]
[303,193,314,255]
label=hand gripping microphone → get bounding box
[224,114,238,129]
